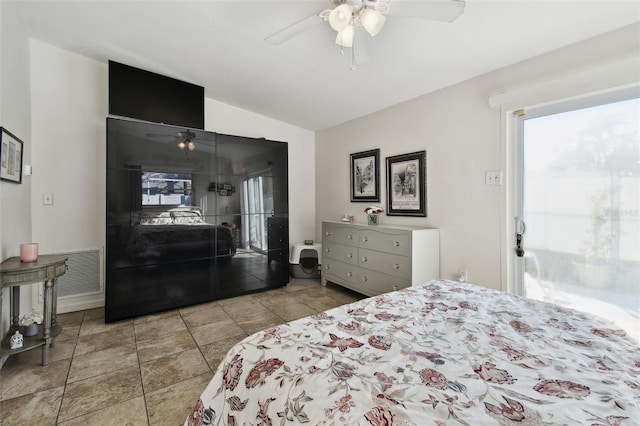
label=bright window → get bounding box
[519,95,639,341]
[141,172,192,206]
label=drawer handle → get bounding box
[361,256,368,262]
[325,248,331,253]
[347,272,352,277]
[362,236,368,242]
[325,265,331,270]
[347,253,353,258]
[393,263,400,269]
[348,234,353,240]
[394,241,400,247]
[325,231,332,236]
[361,276,368,282]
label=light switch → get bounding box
[43,193,53,205]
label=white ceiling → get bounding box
[14,0,640,131]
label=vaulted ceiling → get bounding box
[14,1,640,130]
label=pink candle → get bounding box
[20,243,39,262]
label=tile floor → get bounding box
[0,279,364,425]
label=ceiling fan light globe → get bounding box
[335,23,354,47]
[360,8,385,37]
[329,4,353,31]
[187,141,196,151]
[177,141,186,150]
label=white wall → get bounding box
[30,40,108,312]
[0,1,33,365]
[315,24,640,291]
[27,41,316,313]
[316,79,501,287]
[31,40,108,254]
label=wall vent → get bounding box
[56,249,102,298]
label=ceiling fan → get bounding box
[146,130,213,152]
[265,0,465,66]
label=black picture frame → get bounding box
[350,149,380,202]
[0,127,24,184]
[386,151,426,217]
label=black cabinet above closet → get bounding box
[105,118,289,322]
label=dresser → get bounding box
[321,221,439,296]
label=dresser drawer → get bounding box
[323,260,357,285]
[358,248,410,280]
[359,229,411,256]
[323,242,357,266]
[268,249,288,264]
[323,224,358,246]
[357,269,410,296]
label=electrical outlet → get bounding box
[485,171,502,186]
[458,269,468,282]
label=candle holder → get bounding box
[20,243,38,262]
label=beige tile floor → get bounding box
[0,279,364,425]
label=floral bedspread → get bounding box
[186,280,640,425]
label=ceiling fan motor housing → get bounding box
[331,0,383,13]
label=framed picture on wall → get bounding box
[350,149,380,202]
[0,127,24,184]
[386,150,426,217]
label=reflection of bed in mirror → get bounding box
[126,207,236,262]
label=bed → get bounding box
[186,280,639,425]
[126,207,236,261]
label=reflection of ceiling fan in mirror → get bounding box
[265,0,465,67]
[146,130,214,152]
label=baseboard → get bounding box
[57,293,104,314]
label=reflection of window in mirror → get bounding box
[141,171,192,206]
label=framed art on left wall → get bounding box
[0,127,23,184]
[350,149,380,202]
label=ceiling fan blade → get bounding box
[388,0,466,23]
[265,13,324,45]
